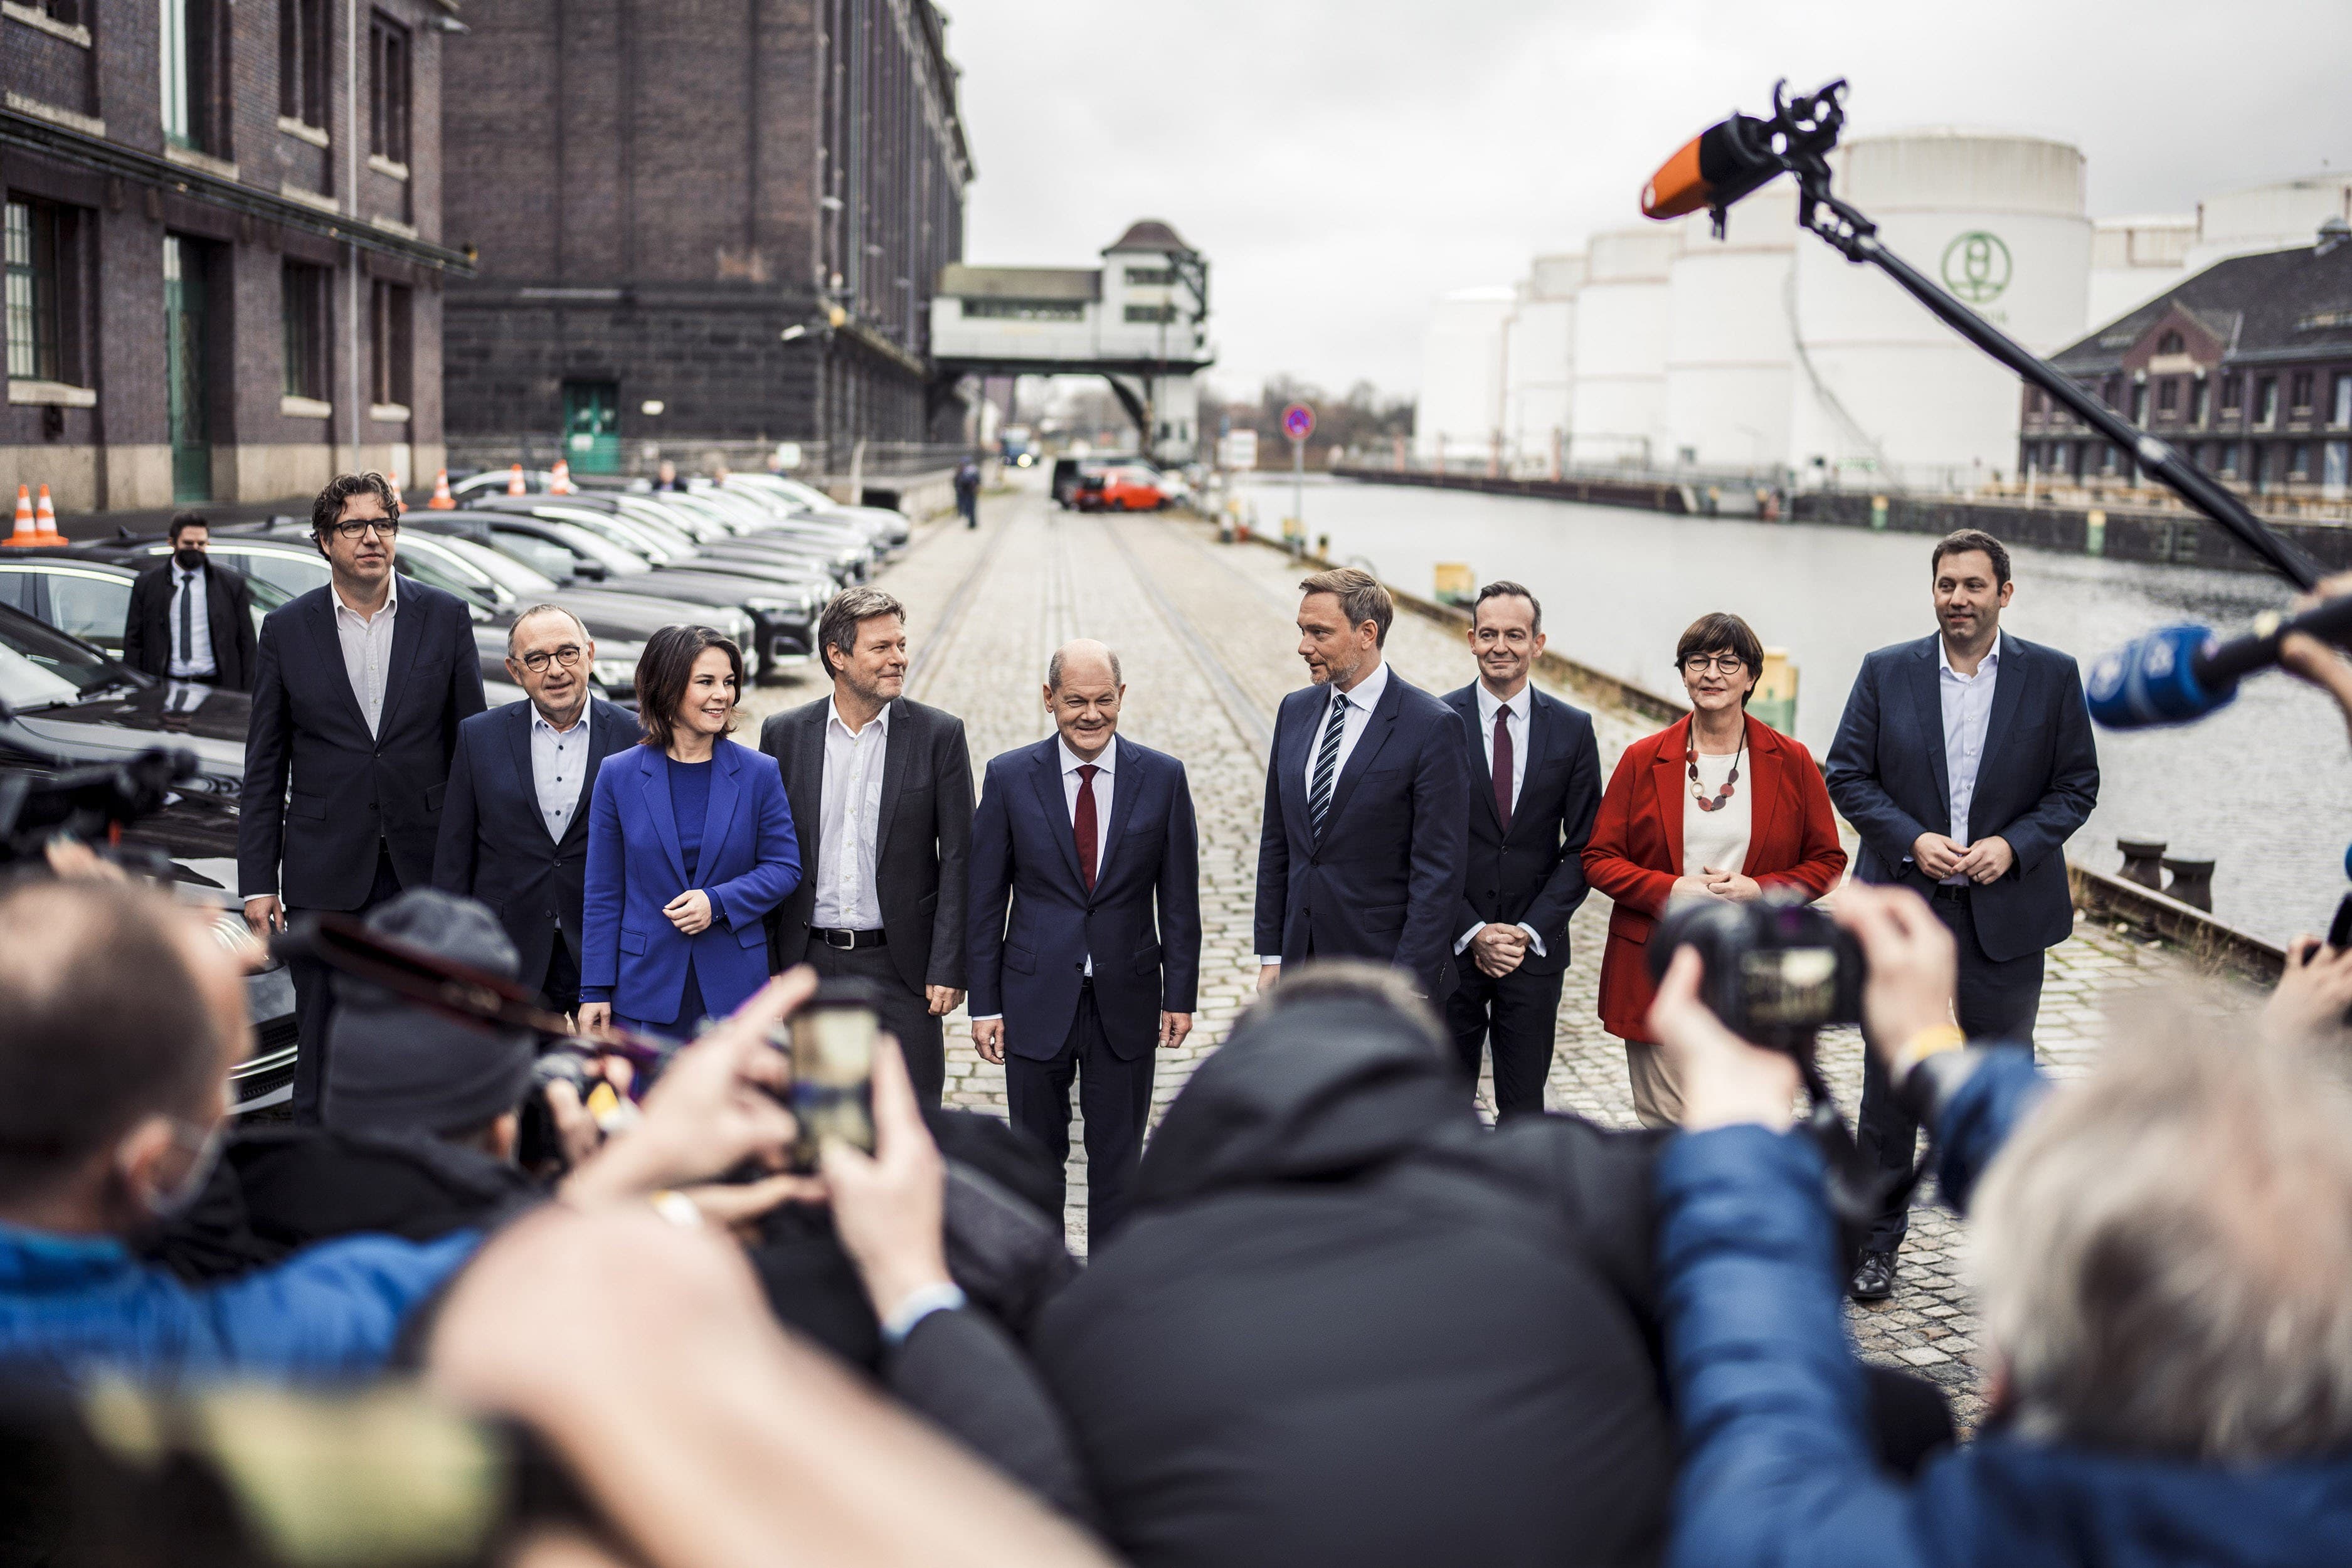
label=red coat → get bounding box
[1581,714,1847,1041]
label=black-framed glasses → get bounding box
[1682,654,1749,675]
[519,644,585,674]
[330,517,400,540]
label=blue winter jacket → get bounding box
[1656,1052,2352,1568]
[0,1221,479,1386]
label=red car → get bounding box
[1076,466,1170,512]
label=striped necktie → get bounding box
[1308,687,1347,839]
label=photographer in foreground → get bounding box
[1647,884,2352,1568]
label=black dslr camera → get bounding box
[1646,893,1867,1053]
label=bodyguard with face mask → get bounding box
[121,512,259,692]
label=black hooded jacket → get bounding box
[1027,992,1676,1568]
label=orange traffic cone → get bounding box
[549,458,575,495]
[8,484,67,547]
[507,464,527,495]
[6,485,34,546]
[426,469,457,509]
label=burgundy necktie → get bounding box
[1493,707,1514,834]
[1074,763,1100,892]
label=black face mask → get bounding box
[173,547,206,571]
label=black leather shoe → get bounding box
[1848,1250,1897,1303]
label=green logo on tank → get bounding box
[1941,231,2013,304]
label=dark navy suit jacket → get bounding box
[967,734,1201,1062]
[1443,682,1602,976]
[580,739,802,1025]
[236,576,487,909]
[431,697,639,985]
[1254,667,1470,998]
[1824,632,2099,962]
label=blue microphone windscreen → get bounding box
[2086,624,2231,729]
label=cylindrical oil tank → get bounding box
[1571,226,1680,466]
[2089,215,2194,328]
[1664,183,1796,472]
[1505,252,1586,466]
[2186,175,2352,275]
[1786,129,2090,490]
[1416,285,1516,463]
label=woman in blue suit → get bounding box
[578,625,800,1036]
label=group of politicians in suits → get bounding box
[226,472,2096,1295]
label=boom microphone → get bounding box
[1641,114,1783,221]
[2085,593,2352,729]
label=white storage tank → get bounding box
[2186,175,2352,275]
[1664,183,1797,472]
[2089,215,2195,328]
[1571,226,1680,466]
[1415,285,1516,465]
[1504,252,1586,470]
[1786,129,2090,490]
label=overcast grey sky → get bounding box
[945,0,2352,401]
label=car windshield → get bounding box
[0,605,134,708]
[631,497,728,544]
[437,534,561,595]
[603,502,701,556]
[761,476,838,512]
[543,520,652,575]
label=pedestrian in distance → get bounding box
[956,455,982,529]
[1583,612,1846,1129]
[1824,528,2098,1303]
[238,472,487,1123]
[432,605,639,1015]
[654,458,689,493]
[578,625,802,1037]
[761,587,975,1109]
[967,638,1202,1240]
[1254,567,1470,1001]
[121,512,258,692]
[1442,581,1604,1120]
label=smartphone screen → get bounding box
[789,998,877,1170]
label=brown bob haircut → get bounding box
[1675,612,1765,707]
[634,623,744,744]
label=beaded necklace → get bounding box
[1686,724,1744,813]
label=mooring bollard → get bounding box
[2116,837,2168,890]
[2160,854,2216,913]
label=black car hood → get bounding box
[3,684,250,876]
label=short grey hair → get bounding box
[817,586,906,675]
[1251,960,1445,1061]
[1046,644,1122,691]
[1971,1013,2352,1460]
[507,603,591,659]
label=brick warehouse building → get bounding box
[438,0,973,477]
[2,0,468,512]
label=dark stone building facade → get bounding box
[439,0,972,475]
[3,0,465,511]
[2022,219,2352,501]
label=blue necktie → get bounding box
[1308,689,1347,839]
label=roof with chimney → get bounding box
[2051,221,2352,373]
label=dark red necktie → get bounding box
[1493,707,1514,834]
[1074,763,1099,892]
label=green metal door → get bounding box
[562,380,621,474]
[164,235,211,503]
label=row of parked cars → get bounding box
[0,469,909,1112]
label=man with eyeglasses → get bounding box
[239,473,487,1121]
[433,605,637,1014]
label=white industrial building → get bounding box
[1414,139,2351,492]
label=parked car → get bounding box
[0,603,298,1112]
[719,472,911,548]
[1076,465,1172,512]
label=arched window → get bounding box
[2158,330,2185,355]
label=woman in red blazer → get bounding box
[1582,613,1846,1127]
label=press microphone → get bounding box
[1641,113,1784,221]
[2085,593,2352,729]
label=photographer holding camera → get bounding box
[1644,883,2352,1568]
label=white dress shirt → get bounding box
[166,565,216,679]
[332,575,398,738]
[1264,661,1392,966]
[974,734,1118,1022]
[1456,681,1548,959]
[813,697,889,930]
[1934,633,2003,886]
[530,706,591,840]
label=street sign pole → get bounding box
[1280,401,1316,558]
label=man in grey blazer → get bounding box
[761,586,975,1108]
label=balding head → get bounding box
[1046,638,1121,692]
[1042,639,1125,761]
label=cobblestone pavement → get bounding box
[742,472,2261,1426]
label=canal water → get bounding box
[1244,474,2340,945]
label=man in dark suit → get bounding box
[1825,527,2099,1299]
[432,605,637,1014]
[122,512,258,691]
[239,472,489,1122]
[1256,566,1470,1001]
[967,638,1200,1239]
[761,586,973,1109]
[1443,581,1603,1120]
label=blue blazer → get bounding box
[967,736,1201,1062]
[579,739,802,1026]
[1254,668,1470,999]
[1823,632,2099,962]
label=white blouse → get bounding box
[1681,748,1753,882]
